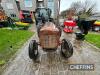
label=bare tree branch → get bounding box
[60,0,97,19]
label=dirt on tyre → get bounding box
[29,40,39,60]
[61,39,73,58]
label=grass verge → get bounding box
[0,29,33,66]
[85,33,100,48]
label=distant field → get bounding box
[85,33,100,48]
[0,29,33,66]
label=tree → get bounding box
[60,10,67,18]
[60,0,97,19]
[70,0,96,18]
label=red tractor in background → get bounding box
[19,10,33,23]
[63,19,76,33]
[63,9,76,33]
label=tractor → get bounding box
[28,7,73,61]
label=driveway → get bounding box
[2,25,100,75]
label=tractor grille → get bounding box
[40,35,58,49]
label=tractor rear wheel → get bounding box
[29,40,38,60]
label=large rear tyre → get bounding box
[61,39,73,58]
[29,40,38,60]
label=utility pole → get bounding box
[57,0,61,25]
[0,0,2,9]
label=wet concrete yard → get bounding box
[2,26,100,75]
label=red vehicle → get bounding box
[63,20,76,33]
[19,10,33,23]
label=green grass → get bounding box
[85,33,100,48]
[0,29,33,66]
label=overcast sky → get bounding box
[60,0,100,12]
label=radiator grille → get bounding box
[40,35,58,48]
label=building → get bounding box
[1,0,19,18]
[1,0,60,20]
[45,0,60,19]
[19,0,36,12]
[19,0,60,19]
[88,13,100,20]
[20,0,60,22]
